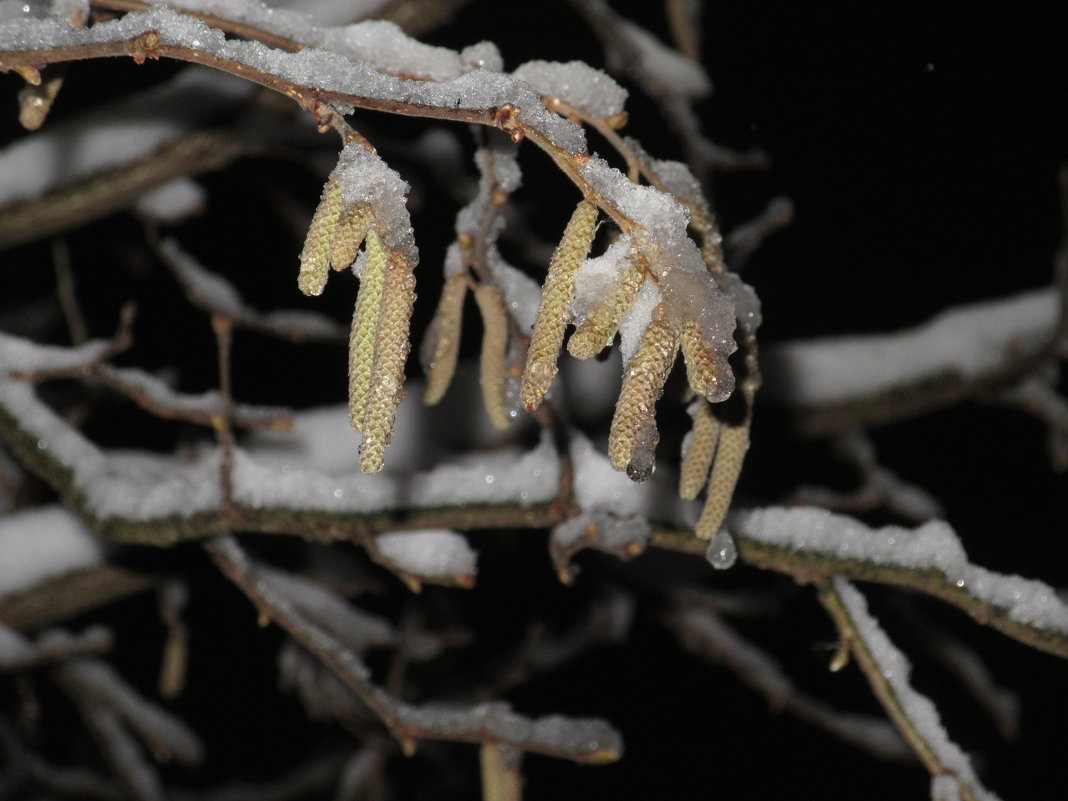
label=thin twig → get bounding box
[205,536,621,764]
[816,578,996,801]
[211,315,236,516]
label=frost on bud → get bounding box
[568,258,645,360]
[298,177,343,296]
[680,320,734,402]
[520,198,599,410]
[330,204,372,272]
[679,398,720,500]
[472,282,511,430]
[351,230,416,474]
[694,418,750,540]
[608,314,680,482]
[421,273,468,406]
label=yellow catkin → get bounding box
[567,260,645,360]
[694,419,750,539]
[359,250,416,474]
[421,273,468,406]
[607,316,680,481]
[472,283,511,430]
[330,204,372,272]
[348,228,388,435]
[298,177,343,296]
[678,399,721,500]
[680,320,726,401]
[520,199,599,410]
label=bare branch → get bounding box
[206,535,622,765]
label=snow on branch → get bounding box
[818,578,1001,801]
[0,342,562,561]
[159,237,347,344]
[206,535,622,764]
[763,288,1060,433]
[729,506,1068,659]
[0,2,748,486]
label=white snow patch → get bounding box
[763,289,1058,407]
[570,235,634,324]
[134,178,206,222]
[375,530,476,578]
[616,278,661,367]
[333,142,417,263]
[615,19,710,99]
[0,506,104,598]
[513,60,627,118]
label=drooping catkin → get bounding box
[348,228,388,435]
[330,204,372,272]
[298,177,343,296]
[472,282,511,430]
[678,399,721,500]
[608,315,680,482]
[421,273,468,405]
[568,258,645,360]
[680,320,730,401]
[520,199,599,410]
[358,248,416,474]
[694,418,750,539]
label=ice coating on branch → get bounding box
[333,142,417,263]
[513,60,627,117]
[375,530,477,580]
[734,507,1068,635]
[833,579,1002,801]
[0,506,104,598]
[571,235,634,322]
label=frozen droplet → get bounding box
[333,488,343,498]
[705,529,737,570]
